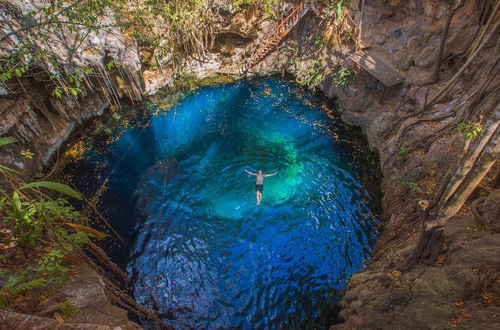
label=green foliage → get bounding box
[0,137,19,147]
[0,1,117,102]
[0,250,70,308]
[52,87,63,98]
[115,0,211,61]
[395,146,409,164]
[398,167,426,193]
[198,75,236,87]
[232,0,251,10]
[407,182,421,192]
[6,198,82,246]
[7,197,40,245]
[106,60,117,70]
[19,181,83,200]
[35,250,69,285]
[58,300,81,316]
[0,164,23,175]
[174,71,199,92]
[314,37,325,49]
[326,0,350,24]
[331,64,354,90]
[0,138,96,308]
[0,271,48,308]
[458,121,483,140]
[296,59,325,90]
[232,0,279,16]
[260,0,280,17]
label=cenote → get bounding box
[65,78,381,329]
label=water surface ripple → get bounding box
[70,79,380,329]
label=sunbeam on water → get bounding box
[67,78,380,329]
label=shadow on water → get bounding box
[63,77,382,329]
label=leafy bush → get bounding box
[458,121,483,140]
[395,146,409,164]
[314,37,325,49]
[0,137,103,309]
[326,0,350,25]
[296,60,325,90]
[58,300,81,316]
[407,182,421,192]
[0,250,70,308]
[331,64,355,90]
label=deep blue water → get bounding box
[67,78,380,329]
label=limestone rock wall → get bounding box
[0,0,144,176]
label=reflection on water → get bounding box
[68,79,380,329]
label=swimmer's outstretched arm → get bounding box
[264,172,278,177]
[244,169,257,176]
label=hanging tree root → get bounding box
[104,278,173,330]
[78,251,173,329]
[402,225,445,270]
[425,2,500,109]
[388,49,500,161]
[85,241,130,282]
[470,196,488,225]
[428,0,465,84]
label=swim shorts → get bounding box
[256,184,263,193]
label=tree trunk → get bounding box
[404,110,499,269]
[434,114,500,210]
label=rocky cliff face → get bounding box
[1,0,499,328]
[0,0,144,176]
[311,1,500,328]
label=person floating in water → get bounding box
[244,169,278,205]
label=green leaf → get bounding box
[70,88,81,96]
[0,136,18,147]
[0,72,12,82]
[82,67,94,74]
[52,87,63,98]
[106,60,115,70]
[12,191,23,221]
[0,164,23,176]
[19,181,82,200]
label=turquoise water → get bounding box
[68,78,380,329]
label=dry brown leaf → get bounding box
[54,312,64,323]
[63,254,82,265]
[65,223,109,238]
[387,270,402,282]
